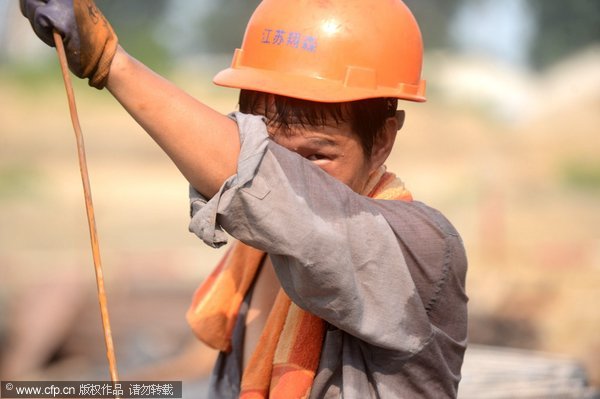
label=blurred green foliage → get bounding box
[529,0,600,70]
[404,0,463,49]
[198,0,261,53]
[562,160,600,192]
[0,164,42,200]
[0,58,61,88]
[99,0,172,73]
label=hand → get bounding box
[20,0,118,89]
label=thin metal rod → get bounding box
[52,30,120,384]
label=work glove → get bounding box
[20,0,118,89]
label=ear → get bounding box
[369,111,405,172]
[395,110,406,131]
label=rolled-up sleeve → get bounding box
[189,113,270,248]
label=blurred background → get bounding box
[1,0,599,397]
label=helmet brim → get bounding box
[213,67,426,103]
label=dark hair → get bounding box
[238,90,398,157]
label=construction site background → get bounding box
[0,0,599,396]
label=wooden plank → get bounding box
[459,345,600,398]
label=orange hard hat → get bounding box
[213,0,426,103]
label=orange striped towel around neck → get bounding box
[186,165,412,399]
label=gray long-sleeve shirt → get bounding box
[189,113,468,398]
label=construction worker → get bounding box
[21,0,468,397]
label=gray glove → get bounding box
[20,0,118,89]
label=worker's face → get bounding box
[268,120,375,194]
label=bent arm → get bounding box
[106,47,240,198]
[189,114,467,355]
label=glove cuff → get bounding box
[87,31,118,89]
[74,0,118,89]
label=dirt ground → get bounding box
[1,50,599,390]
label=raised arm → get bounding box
[106,47,239,198]
[20,0,239,198]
